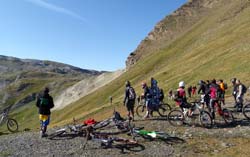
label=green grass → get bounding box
[48,0,250,127]
[3,0,250,129]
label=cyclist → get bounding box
[159,88,165,103]
[235,79,246,111]
[209,79,221,123]
[174,81,192,116]
[123,81,136,121]
[36,87,54,138]
[198,80,210,109]
[141,82,152,119]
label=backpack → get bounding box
[224,83,228,90]
[210,85,220,100]
[128,87,136,100]
[40,97,49,107]
[242,84,247,94]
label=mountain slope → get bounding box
[51,0,250,126]
[0,55,107,131]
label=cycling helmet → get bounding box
[179,81,185,88]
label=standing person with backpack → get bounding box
[123,81,136,121]
[235,79,247,111]
[209,79,221,122]
[36,87,54,138]
[198,80,209,109]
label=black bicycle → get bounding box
[83,126,144,153]
[168,101,212,128]
[0,106,18,132]
[136,101,171,118]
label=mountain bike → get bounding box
[136,100,171,118]
[83,126,143,153]
[212,100,235,125]
[168,101,212,128]
[0,105,18,132]
[48,112,129,139]
[48,123,89,140]
[127,123,185,144]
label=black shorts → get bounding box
[126,100,135,111]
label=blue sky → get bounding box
[0,0,187,71]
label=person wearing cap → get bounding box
[36,87,54,138]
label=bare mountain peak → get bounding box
[125,0,233,68]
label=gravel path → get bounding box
[1,107,250,157]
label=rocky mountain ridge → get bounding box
[126,0,222,68]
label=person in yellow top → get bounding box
[218,79,226,105]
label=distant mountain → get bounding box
[0,55,103,109]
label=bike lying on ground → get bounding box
[136,100,171,118]
[83,126,144,153]
[0,105,18,132]
[48,111,130,139]
[48,123,88,140]
[168,101,212,128]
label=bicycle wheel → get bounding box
[168,110,184,126]
[243,104,250,119]
[48,128,66,139]
[158,103,172,117]
[136,105,147,118]
[7,118,18,132]
[222,109,235,125]
[199,111,212,128]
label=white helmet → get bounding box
[179,81,185,87]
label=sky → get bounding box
[0,0,187,71]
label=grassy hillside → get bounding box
[3,0,250,132]
[49,0,250,127]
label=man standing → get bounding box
[123,81,136,120]
[235,79,246,111]
[36,87,54,138]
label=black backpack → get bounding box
[242,84,247,94]
[128,87,136,100]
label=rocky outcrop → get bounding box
[126,0,221,68]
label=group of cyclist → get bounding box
[123,77,248,123]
